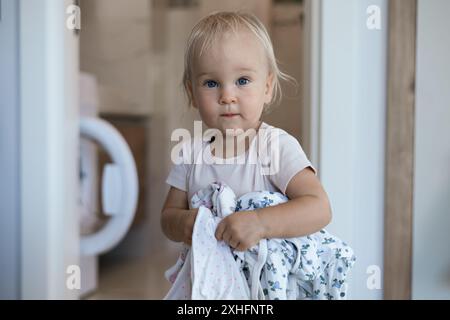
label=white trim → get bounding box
[303,0,322,172]
[20,0,79,299]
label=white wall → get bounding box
[412,0,450,299]
[317,0,387,299]
[20,0,79,299]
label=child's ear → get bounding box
[264,73,275,104]
[187,81,198,109]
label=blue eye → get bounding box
[237,77,250,86]
[204,80,218,88]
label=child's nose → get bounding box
[219,87,237,105]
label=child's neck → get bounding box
[210,121,262,159]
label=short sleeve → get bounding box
[165,141,191,192]
[165,162,189,192]
[268,133,316,194]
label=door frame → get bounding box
[383,0,417,300]
[0,0,21,300]
[19,0,80,299]
[302,0,321,169]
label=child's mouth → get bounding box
[221,113,239,118]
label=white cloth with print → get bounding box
[164,183,250,300]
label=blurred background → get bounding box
[77,0,308,300]
[1,0,449,300]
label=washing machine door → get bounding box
[79,116,138,256]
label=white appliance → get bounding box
[16,1,139,299]
[78,73,138,296]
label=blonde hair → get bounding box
[182,11,296,111]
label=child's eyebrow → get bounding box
[197,71,212,78]
[197,68,257,78]
[237,67,257,73]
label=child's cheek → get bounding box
[198,90,218,105]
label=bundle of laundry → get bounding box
[164,182,356,300]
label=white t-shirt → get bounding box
[166,122,316,208]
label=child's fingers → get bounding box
[235,242,247,252]
[229,238,240,249]
[215,221,225,241]
[222,228,233,245]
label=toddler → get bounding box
[161,11,355,300]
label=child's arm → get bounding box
[161,187,198,245]
[258,167,332,238]
[215,167,331,251]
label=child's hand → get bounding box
[182,208,198,246]
[215,210,267,251]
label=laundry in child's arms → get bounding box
[164,181,356,300]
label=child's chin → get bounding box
[221,125,246,136]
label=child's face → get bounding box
[189,30,274,135]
